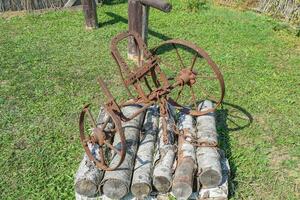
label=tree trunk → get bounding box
[131,106,159,198]
[172,112,197,200]
[196,100,222,189]
[153,106,176,193]
[100,105,145,199]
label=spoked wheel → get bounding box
[152,39,225,116]
[79,104,126,171]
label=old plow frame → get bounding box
[79,31,225,171]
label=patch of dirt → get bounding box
[268,146,290,169]
[0,11,27,19]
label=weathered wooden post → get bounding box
[196,100,222,188]
[82,0,99,30]
[100,105,145,199]
[128,0,172,60]
[131,106,159,198]
[172,112,197,200]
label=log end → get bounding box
[131,182,151,198]
[153,176,171,193]
[75,180,98,197]
[172,182,193,200]
[102,179,128,199]
[199,169,222,188]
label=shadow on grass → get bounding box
[215,101,253,198]
[100,12,172,41]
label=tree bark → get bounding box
[131,106,159,198]
[196,100,222,189]
[75,144,104,198]
[172,112,197,200]
[128,0,144,61]
[153,106,176,193]
[198,150,230,200]
[100,105,145,199]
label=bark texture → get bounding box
[131,106,159,198]
[172,112,197,200]
[196,100,222,189]
[153,106,176,193]
[101,105,145,199]
[198,150,230,200]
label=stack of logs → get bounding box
[75,100,230,200]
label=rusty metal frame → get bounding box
[79,30,225,171]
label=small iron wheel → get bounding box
[79,104,126,171]
[152,39,225,116]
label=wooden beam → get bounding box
[128,0,144,61]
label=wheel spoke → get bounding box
[172,44,185,69]
[175,84,184,102]
[86,108,97,128]
[158,58,178,71]
[104,141,122,156]
[190,53,198,71]
[197,83,218,102]
[198,75,217,80]
[189,85,197,109]
[144,77,153,92]
[100,115,111,132]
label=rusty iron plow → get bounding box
[79,31,225,171]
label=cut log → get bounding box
[75,144,104,198]
[75,107,109,198]
[172,112,197,200]
[153,106,176,193]
[196,100,222,189]
[101,105,146,199]
[198,150,230,200]
[131,106,159,198]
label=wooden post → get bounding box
[153,106,176,193]
[131,106,159,198]
[196,100,222,188]
[128,0,144,61]
[82,0,98,30]
[172,112,197,200]
[100,105,145,199]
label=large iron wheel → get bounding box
[152,39,225,116]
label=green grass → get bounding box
[0,1,299,199]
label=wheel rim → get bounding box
[79,104,126,171]
[152,39,225,115]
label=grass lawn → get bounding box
[0,1,299,199]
